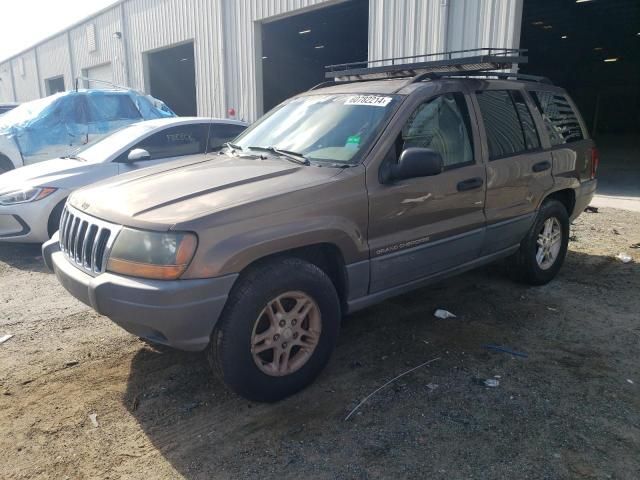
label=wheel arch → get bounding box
[543,188,576,217]
[0,153,15,173]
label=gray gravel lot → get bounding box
[1,207,639,479]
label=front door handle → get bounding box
[457,177,484,191]
[532,160,552,172]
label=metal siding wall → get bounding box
[11,52,40,101]
[69,7,126,86]
[222,0,334,122]
[123,0,227,117]
[36,35,73,92]
[369,0,522,61]
[0,63,15,102]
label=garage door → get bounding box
[84,63,113,89]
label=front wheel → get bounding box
[207,258,341,402]
[509,199,570,285]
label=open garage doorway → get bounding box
[260,0,369,113]
[145,42,197,116]
[520,0,640,206]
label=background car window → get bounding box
[476,90,526,160]
[131,124,208,160]
[86,94,142,123]
[511,91,541,151]
[400,93,474,169]
[530,91,585,145]
[207,123,247,151]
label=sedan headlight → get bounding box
[0,187,57,205]
[107,228,198,280]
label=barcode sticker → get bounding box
[345,95,393,107]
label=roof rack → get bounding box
[325,48,528,82]
[442,71,552,84]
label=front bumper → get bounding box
[43,234,238,351]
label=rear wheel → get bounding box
[208,258,340,402]
[509,199,569,285]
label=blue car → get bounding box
[0,89,174,173]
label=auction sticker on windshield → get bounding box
[345,95,393,107]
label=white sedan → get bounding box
[0,117,247,243]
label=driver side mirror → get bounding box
[391,148,444,181]
[126,148,151,162]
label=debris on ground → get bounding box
[426,383,439,391]
[65,360,80,368]
[345,357,441,421]
[569,235,578,242]
[88,413,99,428]
[630,243,640,249]
[627,379,635,385]
[585,206,599,213]
[482,344,529,358]
[434,309,456,319]
[0,334,13,345]
[484,379,500,388]
[547,306,559,312]
[613,228,621,235]
[615,253,633,264]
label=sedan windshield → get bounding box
[70,123,157,163]
[235,93,401,165]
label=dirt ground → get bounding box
[1,207,639,480]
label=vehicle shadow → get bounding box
[121,249,640,479]
[0,242,49,273]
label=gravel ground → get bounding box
[1,207,639,479]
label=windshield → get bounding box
[71,122,157,163]
[234,93,401,164]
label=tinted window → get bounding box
[132,124,208,160]
[511,91,540,150]
[400,93,474,169]
[86,94,142,122]
[531,91,584,145]
[207,123,247,151]
[476,90,525,160]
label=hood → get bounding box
[0,158,112,192]
[69,154,344,228]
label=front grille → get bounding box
[58,205,122,275]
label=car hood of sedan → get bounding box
[0,158,111,193]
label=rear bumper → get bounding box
[572,179,597,220]
[43,235,237,351]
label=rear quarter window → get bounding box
[530,91,585,145]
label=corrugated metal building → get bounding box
[0,0,523,122]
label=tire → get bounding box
[509,199,570,285]
[0,154,14,175]
[47,199,66,239]
[208,258,341,402]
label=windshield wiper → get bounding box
[247,146,310,166]
[64,155,85,161]
[222,142,244,153]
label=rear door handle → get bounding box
[457,177,484,192]
[532,160,551,172]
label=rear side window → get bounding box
[530,91,584,145]
[511,91,540,151]
[207,123,247,151]
[400,92,474,169]
[86,94,142,122]
[476,90,526,160]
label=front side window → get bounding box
[235,93,401,164]
[530,91,585,145]
[400,92,474,169]
[133,124,208,160]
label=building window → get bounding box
[45,76,65,95]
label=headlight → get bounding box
[0,187,57,205]
[107,228,198,280]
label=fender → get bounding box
[0,134,24,170]
[183,214,369,279]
